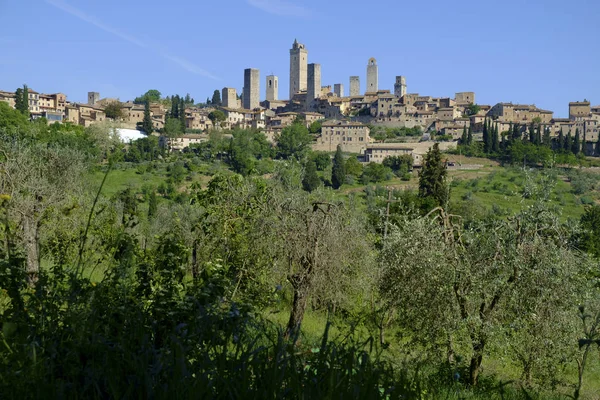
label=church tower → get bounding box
[289,39,308,99]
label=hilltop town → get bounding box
[1,39,599,163]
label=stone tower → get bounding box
[394,76,407,98]
[88,92,100,105]
[222,87,238,108]
[334,84,344,97]
[306,63,321,109]
[289,39,308,99]
[349,76,360,96]
[266,75,278,101]
[366,58,378,93]
[243,68,260,110]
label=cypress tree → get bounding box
[142,100,153,135]
[14,85,29,116]
[418,143,449,208]
[302,160,321,192]
[483,119,490,153]
[492,123,499,153]
[596,134,600,156]
[543,127,551,147]
[512,123,520,141]
[331,145,346,190]
[171,96,179,119]
[583,130,588,156]
[206,97,211,105]
[536,125,542,145]
[529,122,535,144]
[565,132,573,153]
[467,125,473,145]
[573,128,581,155]
[558,129,564,151]
[460,126,468,145]
[211,90,221,106]
[148,190,157,219]
[179,98,186,132]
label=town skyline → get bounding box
[1,0,599,117]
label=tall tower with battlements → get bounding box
[366,58,378,93]
[88,92,99,105]
[266,75,278,101]
[394,76,406,98]
[306,63,321,109]
[243,68,260,110]
[349,76,360,96]
[289,39,308,99]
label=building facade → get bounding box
[222,87,238,109]
[366,58,378,93]
[394,76,407,98]
[306,63,321,108]
[316,120,371,153]
[243,68,260,110]
[289,39,308,99]
[349,76,360,96]
[334,83,344,97]
[266,75,278,101]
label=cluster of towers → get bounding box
[229,39,408,111]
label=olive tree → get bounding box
[379,205,591,386]
[269,189,373,339]
[0,137,85,284]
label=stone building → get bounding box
[366,58,378,93]
[306,63,321,109]
[243,68,260,110]
[88,92,100,106]
[364,143,415,163]
[0,91,15,108]
[334,84,344,97]
[315,120,370,153]
[289,39,308,99]
[394,76,407,98]
[222,87,239,109]
[487,103,553,124]
[266,75,278,101]
[349,76,360,96]
[569,101,591,121]
[455,92,475,105]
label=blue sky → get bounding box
[0,0,598,117]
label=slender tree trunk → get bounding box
[23,216,40,286]
[191,241,198,279]
[468,339,486,386]
[285,279,310,340]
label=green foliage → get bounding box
[211,89,221,106]
[466,103,481,116]
[208,110,226,128]
[380,205,593,386]
[14,85,29,117]
[228,129,273,176]
[134,89,162,104]
[142,100,153,135]
[331,145,346,189]
[104,101,124,120]
[345,156,363,178]
[276,122,312,160]
[302,160,320,192]
[309,120,322,134]
[383,155,413,177]
[361,162,392,183]
[418,143,449,209]
[0,102,29,131]
[310,151,331,171]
